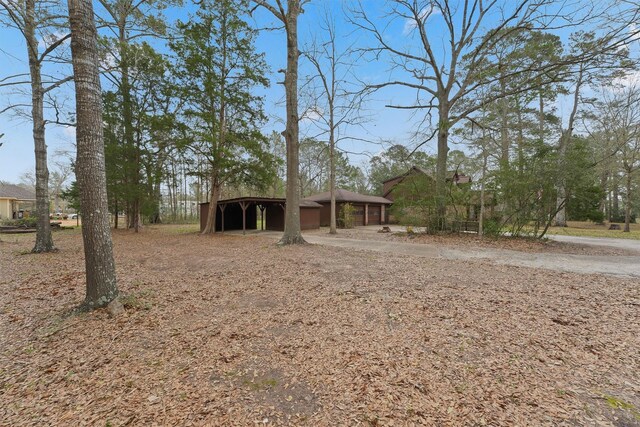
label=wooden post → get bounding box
[219,203,226,233]
[381,205,386,225]
[258,204,266,230]
[240,201,249,235]
[365,203,369,226]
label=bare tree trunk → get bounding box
[68,0,118,309]
[329,104,336,234]
[499,77,510,166]
[114,199,118,229]
[554,68,583,227]
[624,170,632,232]
[599,170,608,220]
[202,175,220,234]
[435,101,450,229]
[25,0,55,253]
[613,183,620,219]
[279,0,304,245]
[479,146,488,238]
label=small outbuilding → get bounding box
[199,197,321,233]
[304,189,393,226]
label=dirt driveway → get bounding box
[298,227,640,279]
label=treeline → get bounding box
[2,1,640,241]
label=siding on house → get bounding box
[305,189,392,226]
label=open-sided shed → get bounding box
[199,197,321,233]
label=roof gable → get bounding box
[0,182,36,200]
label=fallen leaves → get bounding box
[0,225,639,426]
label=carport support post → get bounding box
[240,201,248,235]
[258,204,266,230]
[365,204,369,226]
[219,203,227,233]
[381,205,386,225]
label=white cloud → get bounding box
[613,69,640,90]
[403,6,439,36]
[62,126,75,138]
[629,23,639,44]
[38,31,69,51]
[301,106,324,122]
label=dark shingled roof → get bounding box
[299,199,323,208]
[200,196,322,208]
[0,182,36,200]
[305,189,392,205]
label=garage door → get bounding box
[368,205,381,225]
[353,205,365,226]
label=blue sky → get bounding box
[0,0,448,183]
[1,0,638,183]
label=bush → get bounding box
[1,218,38,228]
[610,212,636,223]
[586,210,605,224]
[338,203,356,229]
[481,218,502,237]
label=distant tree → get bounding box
[171,0,274,234]
[96,0,177,232]
[68,0,118,308]
[596,84,640,232]
[302,7,366,234]
[352,0,638,229]
[102,43,179,227]
[268,131,287,197]
[298,138,366,196]
[553,31,634,227]
[60,181,81,213]
[0,0,73,252]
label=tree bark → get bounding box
[329,101,336,234]
[554,67,583,227]
[435,101,450,229]
[25,0,55,253]
[202,176,220,234]
[624,170,631,232]
[279,0,305,245]
[479,145,488,238]
[68,0,118,309]
[116,8,141,232]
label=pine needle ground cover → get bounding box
[1,226,638,426]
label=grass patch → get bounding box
[242,377,278,391]
[529,221,640,240]
[157,224,200,235]
[602,393,640,420]
[119,291,153,311]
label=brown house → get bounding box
[382,166,471,202]
[304,189,393,226]
[199,197,321,233]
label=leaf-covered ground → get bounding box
[1,226,639,426]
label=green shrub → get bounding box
[481,218,502,237]
[338,203,356,229]
[1,218,38,228]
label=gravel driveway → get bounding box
[300,228,640,279]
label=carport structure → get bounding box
[199,197,321,234]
